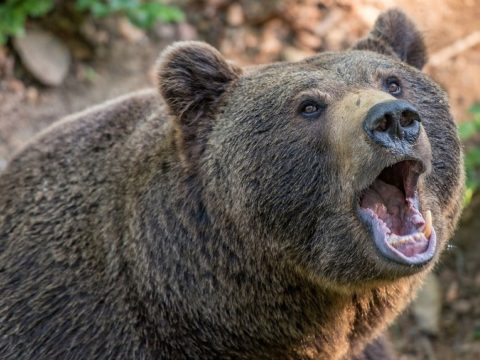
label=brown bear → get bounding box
[0,9,463,360]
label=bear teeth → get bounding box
[422,210,432,239]
[388,232,424,247]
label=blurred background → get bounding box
[0,1,479,359]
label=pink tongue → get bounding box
[361,179,424,235]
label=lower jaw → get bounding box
[372,225,437,266]
[358,211,437,266]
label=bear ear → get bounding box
[352,9,427,70]
[157,41,242,118]
[156,41,242,165]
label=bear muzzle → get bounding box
[329,90,435,266]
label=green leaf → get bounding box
[75,0,98,11]
[90,2,110,17]
[459,121,476,141]
[464,186,474,207]
[0,0,54,44]
[469,103,480,116]
[127,2,183,28]
[0,0,184,44]
[464,148,480,170]
[26,0,54,16]
[109,0,140,12]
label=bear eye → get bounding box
[385,77,402,96]
[299,100,325,119]
[304,104,318,113]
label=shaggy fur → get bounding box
[0,9,463,360]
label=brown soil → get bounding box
[0,1,479,359]
[0,29,167,161]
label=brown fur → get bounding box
[0,9,463,359]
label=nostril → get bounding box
[375,113,392,132]
[375,117,388,132]
[400,110,418,128]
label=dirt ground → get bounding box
[0,1,479,359]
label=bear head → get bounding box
[156,9,463,290]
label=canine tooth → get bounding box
[423,210,432,238]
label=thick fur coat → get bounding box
[0,10,463,360]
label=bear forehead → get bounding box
[233,51,421,104]
[243,50,414,86]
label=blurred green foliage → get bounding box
[458,103,480,206]
[0,0,184,44]
[75,0,184,28]
[0,0,54,43]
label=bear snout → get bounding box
[363,99,421,150]
[328,89,433,194]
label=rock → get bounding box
[453,299,472,314]
[241,0,280,24]
[314,9,344,37]
[25,86,39,104]
[0,46,11,77]
[411,273,442,335]
[13,28,71,86]
[260,19,288,57]
[354,5,382,27]
[118,18,145,43]
[177,22,198,41]
[80,21,110,46]
[154,23,176,41]
[6,79,25,94]
[445,281,459,303]
[282,46,314,62]
[227,3,244,26]
[261,30,282,55]
[296,30,323,50]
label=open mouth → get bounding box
[358,160,436,265]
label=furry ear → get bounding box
[156,41,242,165]
[352,9,427,69]
[157,41,242,118]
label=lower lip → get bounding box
[358,211,437,266]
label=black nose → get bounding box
[363,100,421,149]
